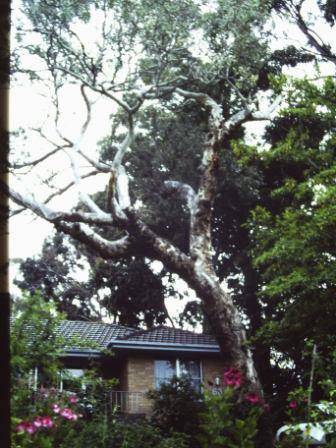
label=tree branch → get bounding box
[10,146,65,169]
[56,222,133,259]
[2,180,114,225]
[295,5,336,65]
[123,209,194,278]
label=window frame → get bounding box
[154,358,203,391]
[58,368,86,392]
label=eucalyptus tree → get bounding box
[7,0,282,389]
[16,231,172,327]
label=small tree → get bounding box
[11,292,64,393]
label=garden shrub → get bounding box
[275,382,336,448]
[147,376,205,447]
[60,415,188,448]
[198,368,265,448]
[11,294,87,448]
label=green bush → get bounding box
[11,294,88,448]
[198,369,265,448]
[147,376,205,446]
[62,415,188,448]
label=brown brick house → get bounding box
[49,321,227,414]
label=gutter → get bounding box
[109,340,221,354]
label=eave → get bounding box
[60,348,103,358]
[109,339,221,354]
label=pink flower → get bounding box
[26,423,37,434]
[60,407,78,420]
[41,416,54,428]
[16,421,30,433]
[68,395,78,404]
[52,403,61,414]
[223,368,243,387]
[289,400,297,409]
[245,393,261,404]
[33,416,44,428]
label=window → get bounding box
[154,360,175,389]
[59,368,86,392]
[154,359,202,392]
[179,360,202,392]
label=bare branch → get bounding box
[105,112,135,216]
[10,146,63,169]
[295,4,336,65]
[123,209,193,277]
[115,165,131,210]
[10,169,104,218]
[64,147,106,216]
[2,181,63,222]
[2,180,113,225]
[251,95,283,120]
[56,222,133,259]
[43,170,101,204]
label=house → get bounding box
[48,321,227,414]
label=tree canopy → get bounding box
[7,0,336,406]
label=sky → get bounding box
[9,0,335,322]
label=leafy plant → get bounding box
[148,376,205,447]
[198,369,265,448]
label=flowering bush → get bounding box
[11,294,90,448]
[223,368,244,388]
[275,382,336,447]
[198,368,266,448]
[12,387,84,447]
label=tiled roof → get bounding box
[56,320,135,350]
[118,326,218,346]
[12,319,219,352]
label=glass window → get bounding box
[154,359,202,392]
[60,368,85,392]
[180,360,202,392]
[154,360,175,389]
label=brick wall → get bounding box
[202,358,227,390]
[126,356,154,414]
[123,355,227,414]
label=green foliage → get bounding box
[11,292,65,388]
[148,377,205,446]
[275,381,336,448]
[198,387,264,448]
[65,416,189,448]
[247,77,336,404]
